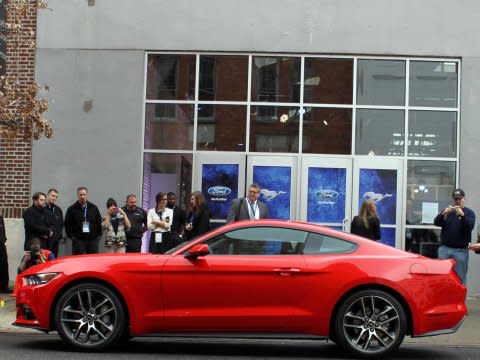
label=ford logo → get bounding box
[208,186,232,196]
[315,190,339,200]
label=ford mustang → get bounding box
[14,220,466,358]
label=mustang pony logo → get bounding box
[207,186,232,196]
[260,189,287,201]
[363,191,393,203]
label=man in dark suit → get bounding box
[44,189,64,258]
[166,192,187,245]
[227,183,269,223]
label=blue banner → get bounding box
[202,164,239,220]
[359,168,397,225]
[380,227,396,247]
[307,167,346,223]
[253,165,291,220]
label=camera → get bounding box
[29,243,41,262]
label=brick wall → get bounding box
[0,0,38,218]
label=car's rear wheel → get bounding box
[334,289,406,358]
[54,282,126,351]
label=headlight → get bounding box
[24,272,59,286]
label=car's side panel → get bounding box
[161,254,311,332]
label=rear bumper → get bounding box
[413,314,466,337]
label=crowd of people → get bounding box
[0,184,478,291]
[5,183,269,280]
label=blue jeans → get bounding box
[438,245,469,285]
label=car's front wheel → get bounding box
[334,289,407,358]
[54,282,126,351]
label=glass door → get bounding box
[194,152,246,227]
[246,156,297,220]
[299,157,353,231]
[352,158,404,248]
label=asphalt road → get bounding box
[1,333,479,360]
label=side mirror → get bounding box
[184,243,210,260]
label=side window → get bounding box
[303,232,357,254]
[205,227,308,255]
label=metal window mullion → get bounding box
[400,60,410,251]
[246,55,252,153]
[455,61,461,187]
[191,53,200,192]
[145,99,195,104]
[140,52,149,206]
[295,56,305,221]
[352,57,357,156]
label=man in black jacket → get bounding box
[23,192,52,250]
[44,188,64,258]
[167,192,187,245]
[122,194,147,253]
[64,186,102,255]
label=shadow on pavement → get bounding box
[9,333,477,359]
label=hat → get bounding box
[452,188,465,199]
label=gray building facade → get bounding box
[27,0,480,294]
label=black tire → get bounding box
[54,282,126,351]
[334,289,406,358]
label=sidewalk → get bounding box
[1,291,479,345]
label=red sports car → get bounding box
[14,220,466,358]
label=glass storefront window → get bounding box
[144,104,194,150]
[406,160,456,226]
[409,61,458,108]
[405,228,441,259]
[355,109,405,156]
[303,58,353,104]
[303,107,352,154]
[251,57,301,103]
[142,153,192,211]
[356,60,406,106]
[408,111,456,157]
[199,55,248,101]
[197,104,246,151]
[146,54,196,100]
[250,105,300,152]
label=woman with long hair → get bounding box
[350,199,381,240]
[184,191,210,240]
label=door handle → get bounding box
[273,268,301,277]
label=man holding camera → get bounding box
[18,238,55,273]
[434,188,476,285]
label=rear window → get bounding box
[303,232,357,254]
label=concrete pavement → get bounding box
[1,291,479,345]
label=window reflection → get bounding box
[146,54,196,100]
[197,104,246,151]
[405,228,441,259]
[357,60,405,106]
[303,107,352,154]
[142,153,192,212]
[304,58,353,104]
[251,57,301,103]
[408,111,456,157]
[199,55,248,101]
[409,61,458,108]
[406,160,455,226]
[250,106,300,152]
[355,109,404,156]
[144,104,194,150]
